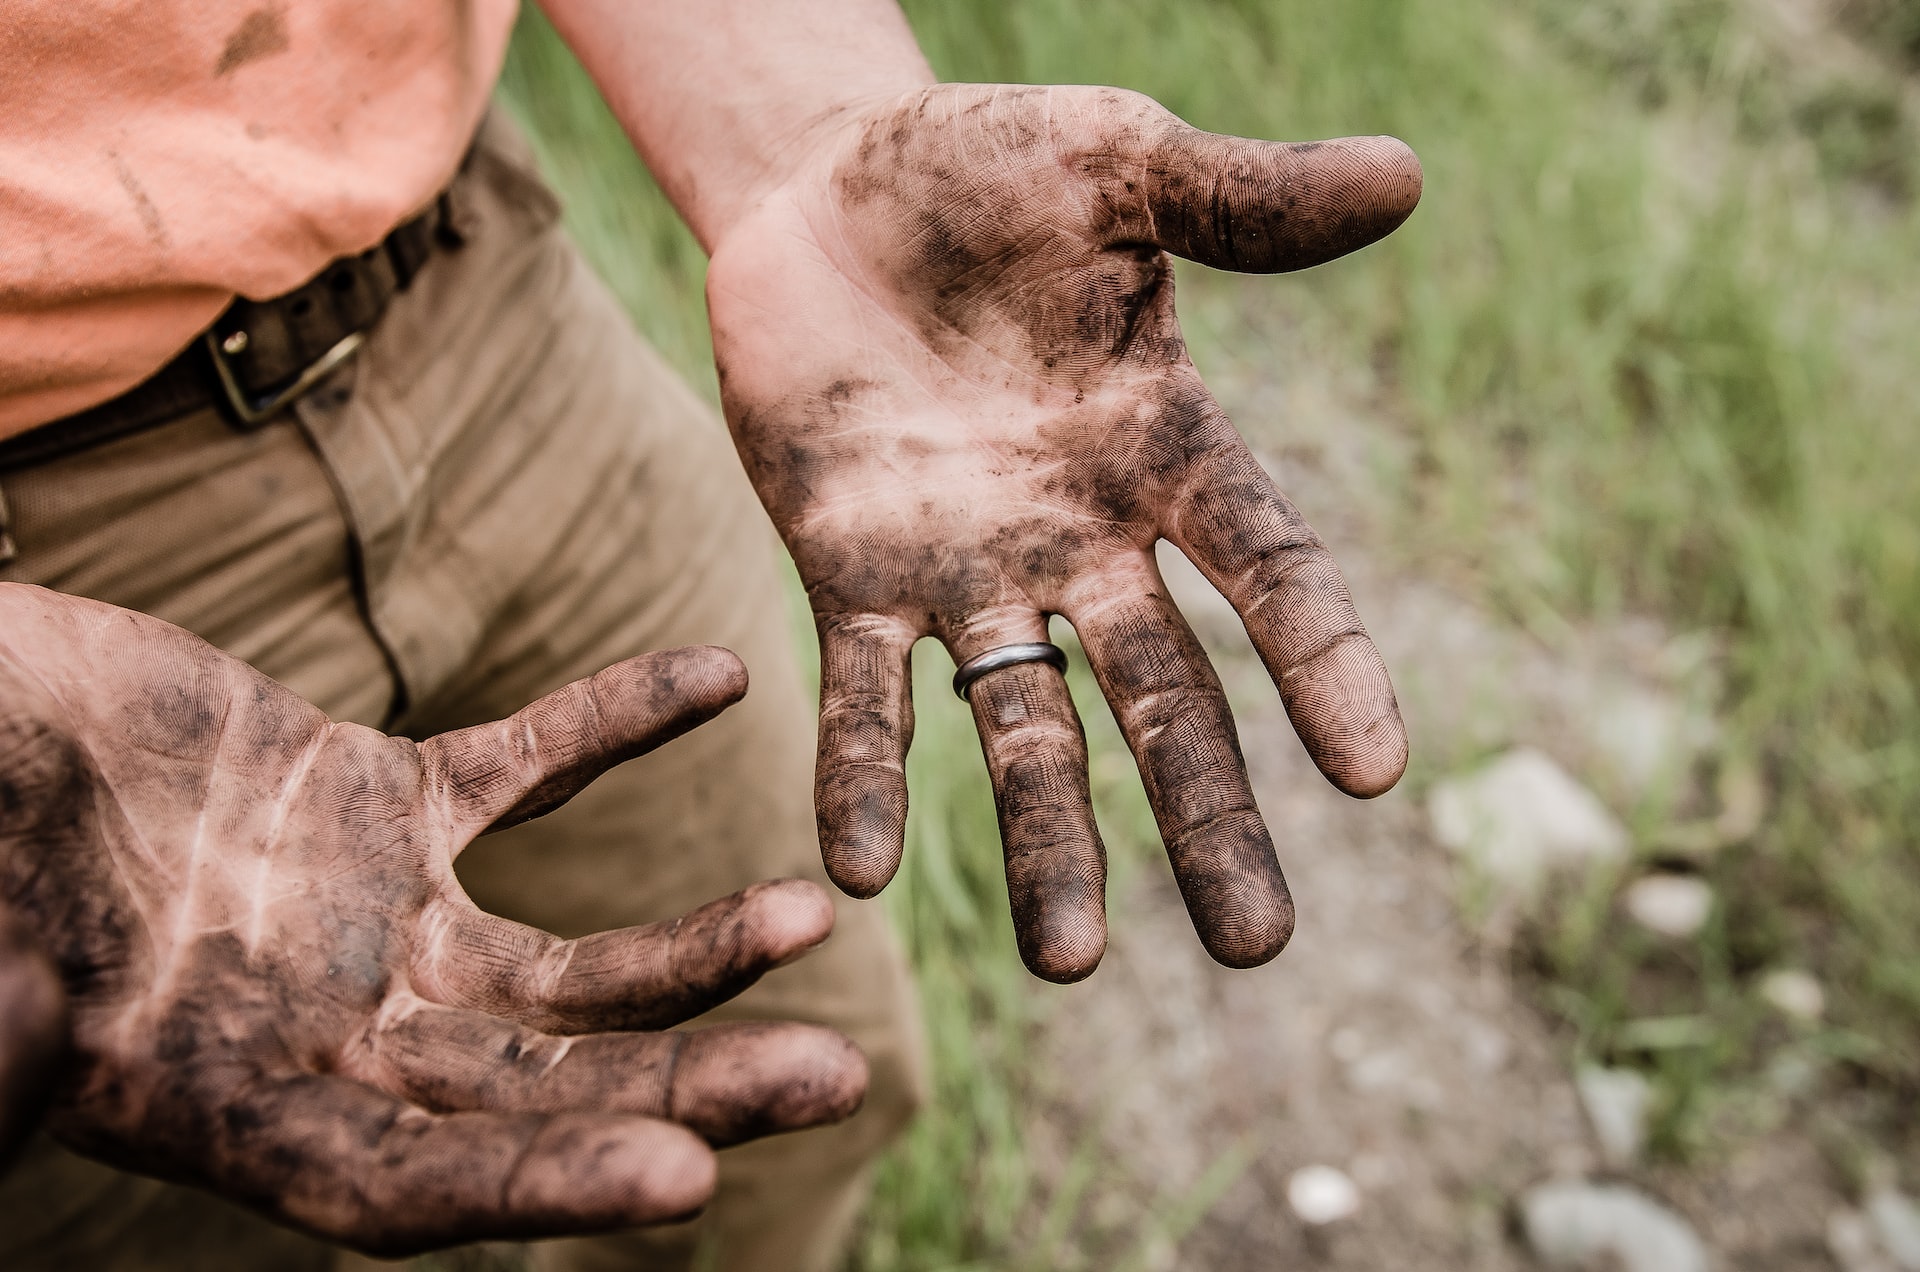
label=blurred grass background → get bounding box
[501,0,1918,1264]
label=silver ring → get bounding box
[951,642,1068,700]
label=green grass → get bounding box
[501,0,1920,1259]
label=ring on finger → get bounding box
[951,642,1069,701]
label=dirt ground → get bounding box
[1020,323,1856,1271]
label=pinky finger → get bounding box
[813,613,918,898]
[211,1074,715,1256]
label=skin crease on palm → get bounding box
[0,584,868,1255]
[708,84,1421,983]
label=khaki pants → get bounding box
[0,113,924,1272]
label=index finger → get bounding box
[413,879,835,1034]
[421,646,749,843]
[1166,404,1407,798]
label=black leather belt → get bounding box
[0,203,456,474]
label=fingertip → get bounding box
[1020,915,1107,985]
[1328,716,1409,799]
[1363,134,1424,220]
[815,784,906,900]
[626,1122,718,1223]
[1010,874,1109,984]
[675,1024,870,1145]
[605,645,747,720]
[823,860,890,901]
[778,1026,872,1127]
[823,1032,872,1122]
[1198,891,1296,970]
[666,644,750,713]
[1308,134,1423,254]
[1169,809,1296,969]
[742,878,837,967]
[502,1117,717,1230]
[1278,631,1409,799]
[709,645,752,704]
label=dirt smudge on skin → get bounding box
[215,7,291,77]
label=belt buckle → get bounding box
[203,328,366,428]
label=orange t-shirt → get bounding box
[0,0,519,435]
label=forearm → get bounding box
[538,0,934,250]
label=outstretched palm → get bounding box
[0,585,865,1254]
[710,85,1420,982]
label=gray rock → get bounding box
[1287,1164,1361,1225]
[1831,1209,1898,1272]
[1587,684,1715,800]
[1429,748,1629,896]
[1522,1181,1709,1272]
[1869,1188,1920,1271]
[1576,1066,1653,1169]
[1759,969,1826,1023]
[1623,873,1714,939]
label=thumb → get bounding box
[422,646,748,843]
[1115,125,1421,273]
[0,902,66,1172]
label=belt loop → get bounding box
[0,481,17,566]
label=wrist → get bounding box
[540,0,935,252]
[703,83,927,247]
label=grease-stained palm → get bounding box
[0,584,867,1255]
[709,84,1419,982]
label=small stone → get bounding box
[1831,1209,1897,1272]
[1759,969,1826,1023]
[1287,1165,1361,1225]
[1623,873,1713,939]
[1576,1066,1653,1169]
[1868,1188,1920,1270]
[1428,748,1630,896]
[1522,1181,1708,1272]
[1590,686,1707,799]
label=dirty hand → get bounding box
[709,84,1421,983]
[0,584,866,1255]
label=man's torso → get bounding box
[0,0,517,435]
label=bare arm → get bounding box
[538,0,933,248]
